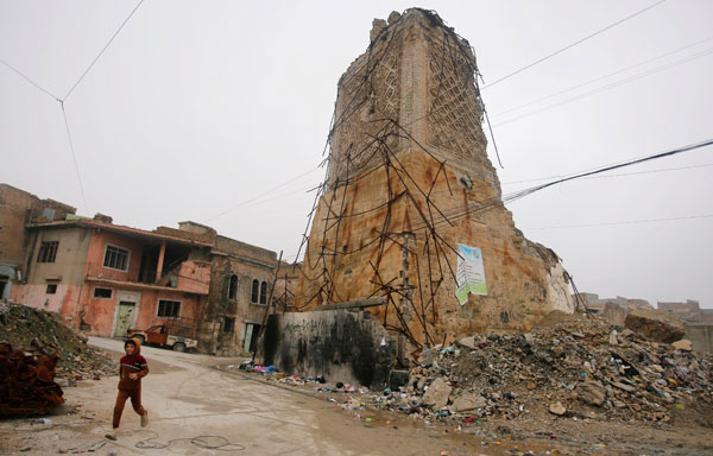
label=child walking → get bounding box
[106,338,149,439]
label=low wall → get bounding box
[685,324,713,353]
[260,309,395,389]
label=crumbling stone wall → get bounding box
[198,234,277,356]
[298,9,574,347]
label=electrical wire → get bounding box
[525,214,713,231]
[420,137,713,231]
[60,103,89,211]
[205,167,322,221]
[484,0,667,88]
[501,162,713,186]
[63,0,146,101]
[492,46,713,127]
[0,58,60,101]
[492,35,713,117]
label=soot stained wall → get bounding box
[262,309,395,389]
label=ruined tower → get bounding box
[298,9,574,348]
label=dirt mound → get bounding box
[0,302,114,381]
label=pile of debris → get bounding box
[369,312,713,426]
[0,342,64,416]
[236,311,712,429]
[0,302,114,382]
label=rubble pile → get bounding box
[375,312,713,425]
[241,312,712,429]
[0,302,114,381]
[0,342,64,416]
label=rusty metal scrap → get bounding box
[0,342,64,417]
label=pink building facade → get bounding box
[13,219,212,339]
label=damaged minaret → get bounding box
[298,9,574,347]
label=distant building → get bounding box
[657,300,713,323]
[575,292,652,325]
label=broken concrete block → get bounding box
[452,393,486,412]
[625,309,685,343]
[549,401,566,416]
[671,339,692,351]
[422,377,451,409]
[456,336,477,350]
[576,380,606,406]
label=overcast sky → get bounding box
[1,0,711,308]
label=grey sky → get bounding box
[1,1,711,308]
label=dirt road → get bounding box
[2,337,710,455]
[0,337,491,455]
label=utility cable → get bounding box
[493,35,713,118]
[423,137,713,230]
[492,46,713,127]
[525,214,713,231]
[484,0,667,88]
[0,58,60,101]
[205,167,322,221]
[60,102,89,211]
[63,0,145,101]
[2,0,146,214]
[502,162,713,186]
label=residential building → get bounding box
[0,184,75,299]
[4,187,279,355]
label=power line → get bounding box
[2,1,147,214]
[422,137,713,230]
[205,167,322,221]
[63,0,146,101]
[484,0,667,88]
[60,102,89,210]
[0,58,60,101]
[502,162,713,186]
[492,35,713,118]
[525,214,713,231]
[492,46,713,128]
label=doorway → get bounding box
[243,323,261,353]
[115,301,136,337]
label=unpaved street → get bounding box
[0,338,487,455]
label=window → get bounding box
[259,281,267,305]
[251,280,259,303]
[46,283,58,294]
[37,241,59,263]
[103,245,129,271]
[93,288,112,299]
[223,317,235,333]
[157,300,181,318]
[228,274,238,300]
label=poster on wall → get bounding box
[455,243,487,305]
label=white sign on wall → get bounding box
[455,243,487,305]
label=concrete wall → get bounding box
[261,309,395,389]
[0,184,75,284]
[84,229,143,282]
[685,324,713,353]
[13,226,92,325]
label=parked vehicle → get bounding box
[126,324,198,352]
